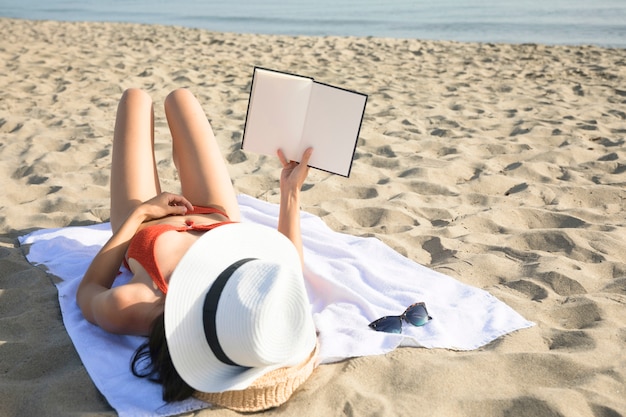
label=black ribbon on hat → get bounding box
[202,257,258,367]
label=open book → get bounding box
[241,67,368,177]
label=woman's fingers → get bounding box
[300,147,313,166]
[165,193,193,211]
[277,149,289,167]
[277,147,313,167]
[143,192,193,218]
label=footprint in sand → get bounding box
[547,297,601,330]
[547,329,595,351]
[539,271,587,296]
[504,280,549,301]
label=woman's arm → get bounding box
[76,192,193,329]
[277,148,313,266]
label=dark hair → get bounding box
[130,313,195,402]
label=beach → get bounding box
[1,16,625,416]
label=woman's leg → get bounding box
[164,88,240,221]
[110,88,161,232]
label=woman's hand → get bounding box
[137,192,194,222]
[277,148,313,195]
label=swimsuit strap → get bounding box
[188,206,230,217]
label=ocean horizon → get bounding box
[1,0,626,48]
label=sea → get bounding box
[1,0,625,48]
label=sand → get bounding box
[1,17,625,417]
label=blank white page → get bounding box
[300,83,367,176]
[242,69,312,159]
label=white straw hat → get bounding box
[164,223,317,408]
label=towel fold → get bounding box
[19,194,534,416]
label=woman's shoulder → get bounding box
[91,283,163,336]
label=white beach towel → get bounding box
[19,194,534,417]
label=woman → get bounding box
[76,88,317,408]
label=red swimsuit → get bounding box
[125,206,233,294]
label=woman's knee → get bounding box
[164,88,197,112]
[119,88,152,108]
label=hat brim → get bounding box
[164,222,310,393]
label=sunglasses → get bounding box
[368,302,432,334]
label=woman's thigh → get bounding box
[164,88,240,221]
[110,88,161,232]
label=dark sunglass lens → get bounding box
[369,316,402,334]
[404,304,430,326]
